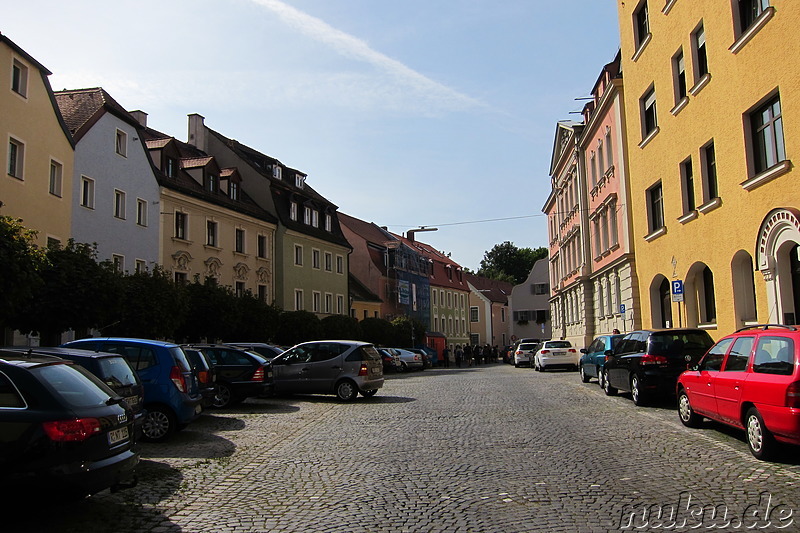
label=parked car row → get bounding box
[572,325,800,461]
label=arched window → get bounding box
[732,250,757,327]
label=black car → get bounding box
[602,329,714,406]
[184,348,218,408]
[5,347,146,438]
[0,352,138,498]
[183,345,273,408]
[226,342,284,360]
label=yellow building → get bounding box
[0,34,74,247]
[617,0,800,336]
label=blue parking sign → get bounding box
[671,280,684,302]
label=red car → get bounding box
[676,324,800,460]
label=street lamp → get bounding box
[406,226,437,242]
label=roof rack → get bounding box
[734,324,797,333]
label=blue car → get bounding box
[62,338,202,442]
[579,334,624,386]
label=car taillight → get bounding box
[568,349,577,353]
[541,350,550,354]
[170,366,188,393]
[641,354,668,365]
[42,418,101,442]
[787,381,800,408]
[252,366,265,382]
[515,350,522,355]
[197,370,209,384]
[359,363,368,376]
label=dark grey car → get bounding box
[271,341,384,401]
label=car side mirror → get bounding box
[580,348,588,354]
[604,349,613,356]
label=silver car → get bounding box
[270,341,384,401]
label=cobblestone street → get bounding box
[12,364,800,532]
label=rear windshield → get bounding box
[649,331,713,357]
[34,364,112,408]
[97,357,139,388]
[170,347,193,372]
[545,341,572,349]
[519,343,536,350]
[361,345,381,361]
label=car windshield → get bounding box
[35,363,113,408]
[649,331,714,357]
[545,341,572,349]
[96,357,139,388]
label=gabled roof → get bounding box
[140,126,277,225]
[349,273,382,303]
[549,121,583,177]
[465,273,513,304]
[339,212,396,247]
[55,87,141,143]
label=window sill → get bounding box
[644,226,667,242]
[638,127,660,149]
[632,33,652,62]
[730,7,775,55]
[204,244,221,251]
[670,97,689,116]
[740,160,792,191]
[697,197,722,214]
[8,173,23,181]
[172,237,191,244]
[677,211,698,224]
[689,73,711,96]
[662,0,678,15]
[256,255,270,262]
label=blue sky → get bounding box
[5,0,621,270]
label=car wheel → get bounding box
[212,383,235,409]
[598,368,606,389]
[514,362,520,368]
[579,365,590,383]
[677,389,701,428]
[142,406,176,442]
[746,407,776,460]
[630,374,648,406]
[335,380,358,401]
[361,389,378,397]
[399,362,408,373]
[602,369,617,396]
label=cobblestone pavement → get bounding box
[10,364,800,532]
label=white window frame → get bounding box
[207,220,218,247]
[136,198,148,227]
[49,159,63,196]
[290,201,298,221]
[294,244,303,266]
[336,294,344,315]
[235,228,245,253]
[312,248,321,270]
[324,251,333,272]
[115,129,127,157]
[294,289,304,311]
[325,293,333,314]
[7,136,24,179]
[114,189,126,219]
[80,176,95,209]
[112,254,124,272]
[11,58,29,98]
[336,255,344,274]
[312,291,321,313]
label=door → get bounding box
[688,338,732,417]
[304,343,347,393]
[272,345,314,394]
[714,336,754,426]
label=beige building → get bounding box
[1,33,74,247]
[466,273,513,348]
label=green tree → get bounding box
[320,314,362,340]
[0,216,47,326]
[274,310,322,346]
[477,241,548,284]
[14,240,122,344]
[391,316,426,348]
[358,317,395,347]
[227,292,281,342]
[105,267,187,339]
[175,278,239,343]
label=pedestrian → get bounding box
[613,328,620,334]
[474,344,482,365]
[492,345,499,363]
[442,346,451,368]
[464,344,473,366]
[455,345,463,368]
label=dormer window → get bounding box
[166,157,177,178]
[312,209,319,228]
[296,174,305,189]
[272,165,282,180]
[207,174,217,193]
[230,182,239,201]
[11,59,28,97]
[304,206,311,225]
[290,201,298,221]
[325,214,332,232]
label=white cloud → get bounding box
[249,0,485,113]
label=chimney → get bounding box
[188,113,207,152]
[129,110,148,127]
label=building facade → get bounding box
[466,273,513,348]
[578,53,641,336]
[617,0,800,336]
[1,34,74,248]
[190,115,351,316]
[55,90,161,271]
[509,259,553,342]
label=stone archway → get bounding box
[756,208,800,323]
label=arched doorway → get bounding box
[756,208,800,324]
[649,275,672,328]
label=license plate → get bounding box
[108,426,129,446]
[553,351,566,356]
[124,395,139,408]
[195,404,203,415]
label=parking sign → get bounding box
[671,280,684,302]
